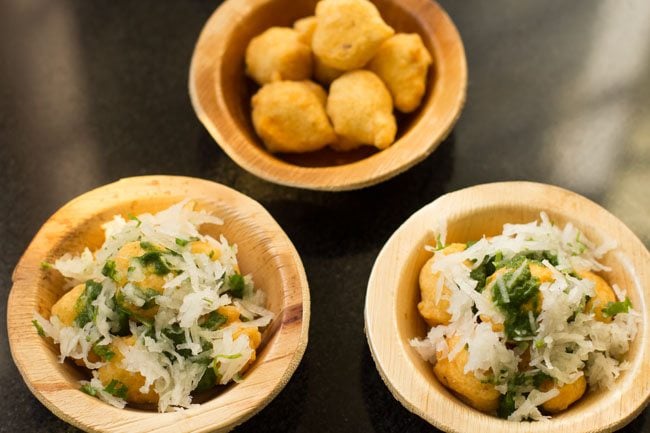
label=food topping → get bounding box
[35,201,274,412]
[411,213,639,421]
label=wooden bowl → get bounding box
[189,0,467,191]
[365,181,650,433]
[7,176,310,433]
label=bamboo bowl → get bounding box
[365,182,650,433]
[189,0,467,191]
[7,176,310,433]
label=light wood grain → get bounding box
[365,181,650,433]
[7,175,310,433]
[188,0,467,191]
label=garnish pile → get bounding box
[411,213,639,421]
[34,201,273,412]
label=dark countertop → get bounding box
[1,1,648,432]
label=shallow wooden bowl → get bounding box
[7,175,310,433]
[365,181,650,433]
[189,0,466,190]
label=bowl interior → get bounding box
[366,182,649,432]
[35,197,283,395]
[191,0,466,190]
[396,204,645,418]
[9,176,309,432]
[218,0,438,168]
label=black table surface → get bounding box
[1,1,648,432]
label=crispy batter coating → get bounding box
[245,27,312,85]
[580,270,617,323]
[433,336,501,413]
[217,305,241,326]
[326,70,396,149]
[418,243,466,327]
[114,241,166,322]
[293,16,317,45]
[189,240,221,261]
[233,326,263,370]
[312,0,394,70]
[97,336,159,405]
[368,33,432,112]
[314,56,345,86]
[540,376,587,413]
[51,283,86,326]
[302,80,328,105]
[252,80,336,153]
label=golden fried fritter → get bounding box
[312,0,394,70]
[293,16,317,45]
[581,271,617,323]
[97,336,159,405]
[245,27,312,85]
[252,80,336,153]
[326,70,396,149]
[368,33,432,112]
[540,376,587,413]
[418,243,466,327]
[433,336,501,413]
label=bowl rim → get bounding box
[7,175,311,433]
[188,0,467,191]
[364,181,650,433]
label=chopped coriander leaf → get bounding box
[175,238,189,247]
[101,260,118,282]
[40,261,53,270]
[602,297,632,318]
[127,213,142,227]
[493,251,503,266]
[143,323,156,339]
[226,273,245,298]
[574,232,587,254]
[135,287,160,309]
[532,371,552,388]
[470,255,497,292]
[202,340,213,352]
[495,250,558,269]
[92,343,115,361]
[162,324,193,358]
[139,241,156,251]
[215,353,242,359]
[80,384,97,396]
[492,262,540,340]
[112,299,131,336]
[104,379,128,399]
[493,262,539,305]
[201,311,227,330]
[194,366,217,393]
[32,319,46,337]
[191,345,215,366]
[74,280,103,328]
[138,251,171,276]
[434,233,445,250]
[497,372,538,418]
[164,247,181,257]
[114,292,154,325]
[497,389,516,419]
